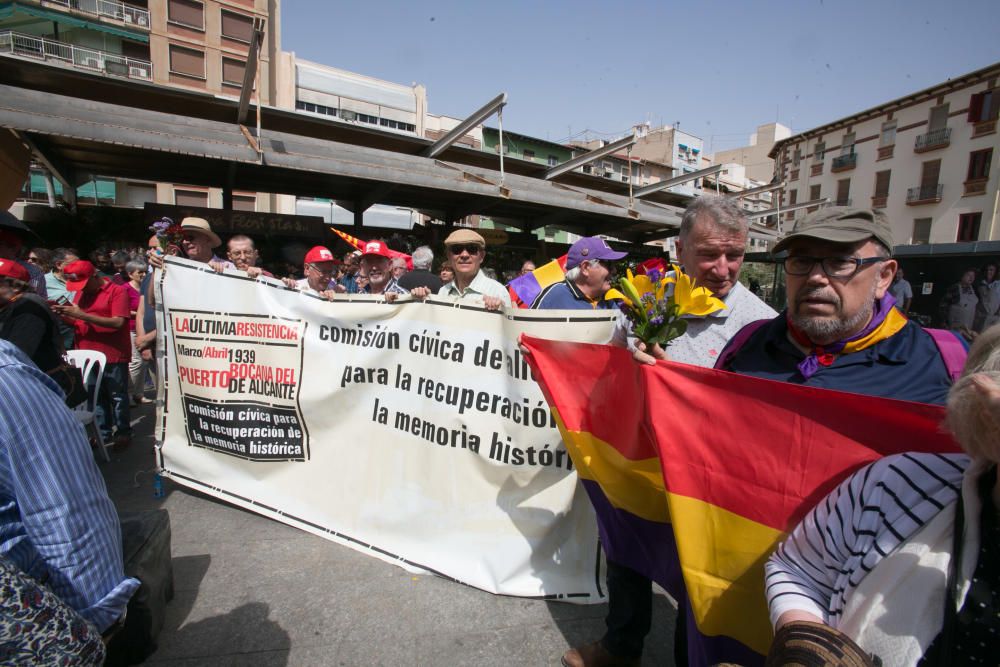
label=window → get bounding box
[840,132,855,156]
[968,90,1000,122]
[169,45,205,79]
[968,149,993,181]
[836,179,851,205]
[880,121,896,147]
[174,189,208,208]
[522,149,535,161]
[912,218,932,244]
[810,184,821,201]
[928,104,949,132]
[874,170,891,198]
[232,195,256,212]
[221,10,254,42]
[958,213,982,242]
[547,155,558,166]
[792,147,802,167]
[296,100,337,117]
[582,165,592,174]
[788,189,798,206]
[221,57,245,86]
[920,159,942,188]
[813,141,825,162]
[377,118,415,132]
[167,0,203,29]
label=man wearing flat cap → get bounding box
[531,237,625,310]
[433,229,510,311]
[717,207,958,404]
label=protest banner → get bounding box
[155,257,616,601]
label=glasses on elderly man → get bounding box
[783,255,886,278]
[448,244,482,256]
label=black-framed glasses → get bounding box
[784,255,886,278]
[448,244,482,256]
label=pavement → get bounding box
[102,400,678,666]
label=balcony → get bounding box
[871,195,888,209]
[834,197,852,207]
[964,178,988,196]
[973,119,997,138]
[831,153,857,172]
[40,0,150,29]
[810,162,823,177]
[906,184,943,205]
[877,145,894,161]
[914,127,951,153]
[0,31,152,80]
[790,169,799,181]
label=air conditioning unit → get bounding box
[82,57,100,68]
[129,66,148,78]
[137,15,148,26]
[340,109,357,122]
[124,14,133,23]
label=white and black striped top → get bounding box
[766,452,969,626]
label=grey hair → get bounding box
[52,247,79,266]
[565,259,601,282]
[125,259,147,275]
[946,324,1000,463]
[411,246,434,270]
[678,195,748,240]
[228,234,255,249]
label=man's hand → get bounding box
[246,267,263,279]
[482,296,504,312]
[409,287,431,300]
[141,348,154,362]
[135,330,156,351]
[319,290,339,301]
[52,303,85,320]
[147,250,164,270]
[281,277,298,289]
[208,260,227,274]
[332,283,347,293]
[385,292,399,303]
[633,340,669,366]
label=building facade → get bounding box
[3,0,281,213]
[771,62,1000,245]
[711,122,790,184]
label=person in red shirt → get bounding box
[53,260,132,446]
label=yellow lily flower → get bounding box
[631,274,656,299]
[671,269,726,317]
[604,287,632,306]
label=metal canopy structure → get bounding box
[0,61,692,242]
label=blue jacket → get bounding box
[530,279,617,310]
[720,316,953,406]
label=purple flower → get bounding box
[149,217,174,235]
[647,269,662,283]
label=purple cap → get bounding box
[566,236,627,270]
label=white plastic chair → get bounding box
[65,350,110,462]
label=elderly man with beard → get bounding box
[719,207,955,405]
[356,241,408,299]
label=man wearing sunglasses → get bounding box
[718,207,955,405]
[531,237,625,310]
[433,229,511,311]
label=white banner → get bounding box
[155,257,616,601]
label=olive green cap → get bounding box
[772,207,894,255]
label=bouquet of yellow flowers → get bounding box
[605,264,726,347]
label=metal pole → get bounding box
[255,37,262,164]
[626,145,634,209]
[497,106,505,188]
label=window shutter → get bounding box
[968,93,984,122]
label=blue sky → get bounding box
[282,0,1000,153]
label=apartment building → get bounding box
[771,62,1000,245]
[711,122,790,183]
[3,0,280,212]
[628,124,705,196]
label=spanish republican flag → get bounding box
[521,336,960,665]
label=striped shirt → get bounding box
[766,452,969,627]
[0,340,139,631]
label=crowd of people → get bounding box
[0,198,998,665]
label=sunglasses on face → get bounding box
[448,244,482,256]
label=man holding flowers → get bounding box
[564,195,775,667]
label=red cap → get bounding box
[360,240,392,259]
[0,257,30,282]
[63,260,97,292]
[304,246,338,264]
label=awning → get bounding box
[28,171,116,200]
[0,2,149,42]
